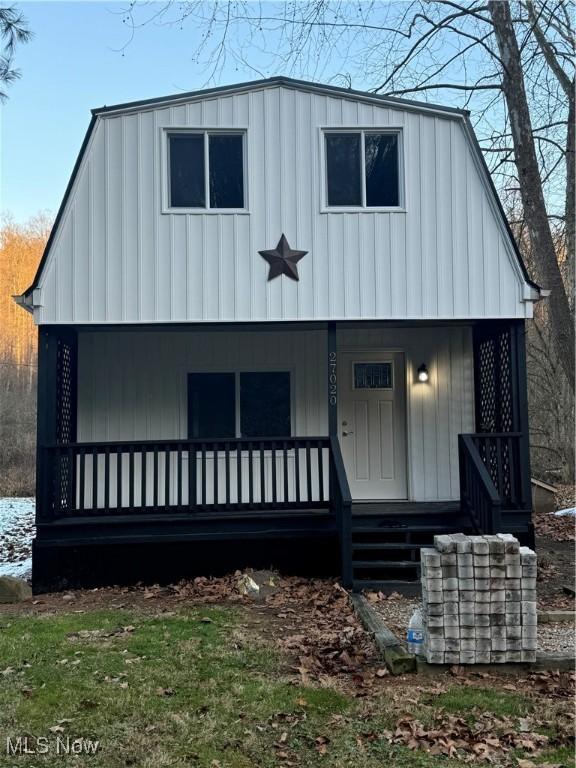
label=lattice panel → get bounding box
[55,336,77,512]
[477,338,497,432]
[475,326,515,434]
[56,340,75,443]
[498,330,513,433]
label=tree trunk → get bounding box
[566,89,575,298]
[489,0,575,391]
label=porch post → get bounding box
[36,327,59,523]
[510,320,532,513]
[35,326,79,523]
[327,322,337,437]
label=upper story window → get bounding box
[167,131,245,211]
[324,130,401,209]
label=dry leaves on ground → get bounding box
[382,707,573,764]
[534,509,575,542]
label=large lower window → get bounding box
[168,131,245,210]
[325,130,400,208]
[187,371,291,439]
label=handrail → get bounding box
[466,432,529,509]
[459,434,502,534]
[329,435,353,588]
[44,436,329,450]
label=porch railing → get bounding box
[41,437,332,519]
[468,433,530,510]
[328,435,353,588]
[459,434,502,534]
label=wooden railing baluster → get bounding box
[165,446,171,509]
[259,442,265,505]
[116,446,122,509]
[225,442,230,508]
[317,440,324,503]
[129,446,135,509]
[152,445,158,509]
[271,442,277,505]
[201,443,206,508]
[248,442,254,506]
[282,441,289,505]
[141,447,147,508]
[213,444,219,508]
[78,448,85,512]
[177,444,183,511]
[92,447,98,511]
[236,443,242,506]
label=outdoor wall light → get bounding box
[417,364,429,383]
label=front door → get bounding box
[339,351,407,500]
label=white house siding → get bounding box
[37,84,530,324]
[77,325,474,503]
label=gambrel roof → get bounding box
[19,76,541,319]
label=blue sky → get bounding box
[1,1,277,223]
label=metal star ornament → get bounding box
[259,234,308,281]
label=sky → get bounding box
[0,1,284,223]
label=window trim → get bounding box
[319,127,405,213]
[162,128,249,214]
[187,368,294,439]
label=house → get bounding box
[16,77,542,593]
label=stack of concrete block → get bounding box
[421,533,537,665]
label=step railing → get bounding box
[328,435,353,588]
[40,437,331,519]
[467,432,530,510]
[458,434,502,534]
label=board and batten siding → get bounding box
[77,326,474,502]
[36,84,531,324]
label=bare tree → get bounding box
[121,0,573,387]
[0,5,31,98]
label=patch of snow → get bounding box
[0,498,35,581]
[554,508,576,517]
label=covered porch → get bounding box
[34,320,533,591]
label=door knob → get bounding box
[342,430,354,436]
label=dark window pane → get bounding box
[169,134,205,207]
[209,134,244,208]
[240,372,291,438]
[326,133,362,206]
[365,133,399,207]
[188,373,235,438]
[354,362,393,389]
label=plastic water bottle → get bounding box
[407,607,426,656]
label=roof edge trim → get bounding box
[21,114,98,298]
[92,75,468,119]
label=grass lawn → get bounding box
[0,605,573,767]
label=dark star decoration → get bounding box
[259,234,308,281]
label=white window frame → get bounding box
[320,127,405,213]
[162,128,249,214]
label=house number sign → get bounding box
[328,351,337,405]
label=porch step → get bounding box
[351,524,458,534]
[352,560,420,570]
[352,580,422,596]
[349,505,474,593]
[352,542,419,551]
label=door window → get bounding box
[353,362,393,390]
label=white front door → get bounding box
[339,351,407,500]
